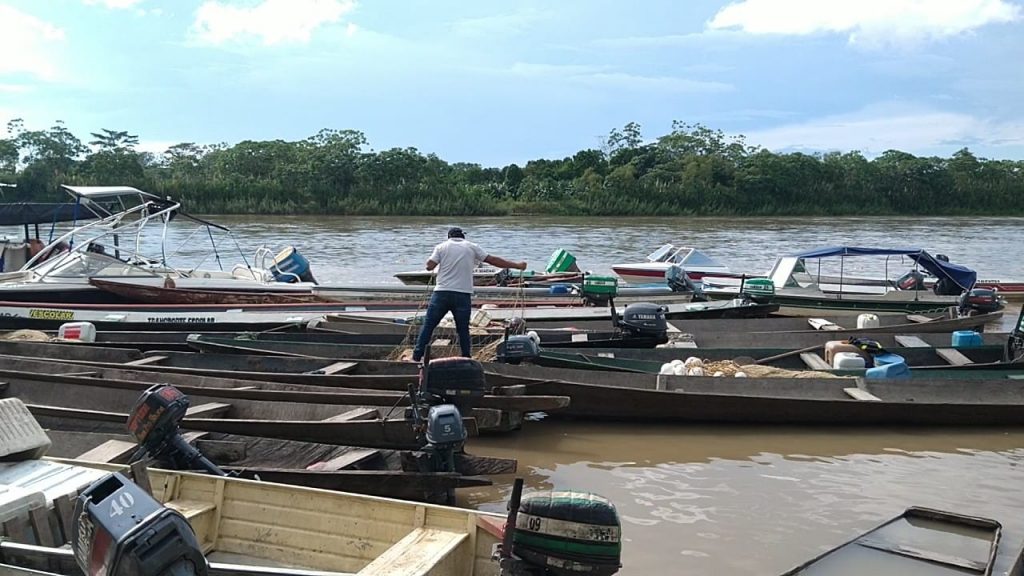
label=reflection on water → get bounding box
[466,423,1024,575]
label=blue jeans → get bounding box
[412,290,472,361]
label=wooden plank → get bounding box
[322,408,379,422]
[936,348,973,366]
[28,505,56,547]
[316,361,358,375]
[357,527,468,576]
[2,515,31,543]
[857,538,989,572]
[844,387,882,401]
[53,494,76,544]
[186,402,232,418]
[195,439,246,462]
[808,318,842,331]
[894,335,930,348]
[906,314,935,324]
[306,448,381,471]
[130,461,153,496]
[182,431,210,443]
[800,352,832,370]
[123,355,168,366]
[77,439,137,463]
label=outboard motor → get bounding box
[958,288,1002,316]
[933,277,966,296]
[408,353,476,480]
[497,334,541,365]
[495,479,622,576]
[1006,306,1024,363]
[665,265,706,301]
[271,246,317,284]
[126,384,227,476]
[895,269,927,291]
[616,303,668,343]
[73,472,208,576]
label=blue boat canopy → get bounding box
[791,246,977,291]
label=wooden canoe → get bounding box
[480,362,1024,424]
[0,373,478,449]
[44,429,507,504]
[0,457,508,575]
[529,344,1009,373]
[779,507,1001,575]
[0,355,570,414]
[89,277,328,305]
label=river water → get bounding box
[11,214,1024,574]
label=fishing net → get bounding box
[1,329,51,341]
[701,360,845,379]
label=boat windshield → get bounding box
[31,251,162,280]
[646,244,675,262]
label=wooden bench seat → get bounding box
[357,527,468,576]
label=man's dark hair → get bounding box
[447,227,465,239]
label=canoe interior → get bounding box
[5,458,505,575]
[780,506,1000,576]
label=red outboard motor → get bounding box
[126,384,226,476]
[958,288,1002,316]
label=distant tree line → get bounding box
[1,119,1021,216]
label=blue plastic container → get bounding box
[872,352,905,367]
[951,330,983,348]
[865,361,911,379]
[549,284,571,295]
[272,246,316,283]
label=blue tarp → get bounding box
[790,246,977,291]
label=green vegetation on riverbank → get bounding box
[2,119,1022,216]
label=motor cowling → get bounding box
[73,472,208,576]
[959,288,1001,315]
[497,334,541,365]
[512,490,622,576]
[425,404,467,448]
[423,357,487,412]
[126,384,227,476]
[617,303,667,340]
[896,269,926,291]
[665,265,705,301]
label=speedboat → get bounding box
[0,185,317,304]
[611,244,733,284]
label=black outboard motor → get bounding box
[933,276,967,296]
[73,472,208,576]
[497,334,541,365]
[408,353,475,480]
[665,265,706,301]
[1006,306,1024,363]
[616,302,668,343]
[895,269,927,291]
[126,384,227,476]
[958,288,1002,316]
[421,357,487,413]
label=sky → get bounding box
[1,0,1023,165]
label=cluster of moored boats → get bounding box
[2,184,1023,575]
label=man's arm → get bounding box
[425,259,438,271]
[426,244,441,270]
[484,254,527,270]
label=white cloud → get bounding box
[191,0,356,46]
[576,72,733,94]
[451,9,545,38]
[745,104,1024,155]
[0,5,65,81]
[707,0,1021,46]
[84,0,143,9]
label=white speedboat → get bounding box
[611,244,733,284]
[0,185,316,304]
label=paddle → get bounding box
[750,343,825,366]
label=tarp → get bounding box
[0,203,103,226]
[790,246,977,291]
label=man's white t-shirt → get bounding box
[429,238,488,294]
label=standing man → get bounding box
[412,227,526,362]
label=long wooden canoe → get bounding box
[0,373,476,449]
[0,457,508,575]
[779,507,1002,575]
[44,429,506,504]
[479,362,1024,424]
[0,355,570,414]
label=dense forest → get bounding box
[1,119,1021,216]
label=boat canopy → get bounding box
[790,246,977,291]
[61,185,161,201]
[0,203,103,226]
